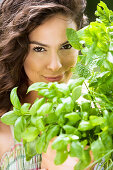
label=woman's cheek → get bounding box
[62,55,77,70]
[65,49,78,67]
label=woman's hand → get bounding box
[41,138,94,170]
[41,137,79,170]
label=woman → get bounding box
[0,0,87,169]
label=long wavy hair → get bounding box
[0,0,87,113]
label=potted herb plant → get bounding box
[1,1,113,169]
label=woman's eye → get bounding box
[33,46,46,52]
[61,44,72,49]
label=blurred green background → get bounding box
[86,0,113,22]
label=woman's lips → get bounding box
[43,75,64,82]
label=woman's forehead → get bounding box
[28,14,76,44]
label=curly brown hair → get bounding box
[0,0,87,113]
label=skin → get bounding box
[41,138,79,170]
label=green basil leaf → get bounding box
[22,126,39,142]
[63,125,77,134]
[73,129,82,138]
[64,112,81,123]
[90,115,105,126]
[44,125,60,152]
[25,137,38,161]
[91,137,106,160]
[82,93,92,100]
[37,103,53,116]
[58,113,67,127]
[29,98,45,115]
[48,82,58,89]
[14,116,26,142]
[54,150,68,165]
[72,85,82,101]
[52,135,70,150]
[81,112,89,121]
[36,132,46,154]
[36,116,45,131]
[81,101,91,112]
[78,120,93,131]
[10,87,21,109]
[46,125,60,142]
[74,160,84,170]
[27,82,48,93]
[70,141,91,169]
[66,28,82,50]
[55,83,70,96]
[44,112,58,124]
[31,115,38,126]
[100,131,112,151]
[70,141,83,159]
[1,110,19,125]
[38,89,55,98]
[21,103,31,115]
[55,103,65,116]
[13,107,21,116]
[68,78,85,91]
[80,140,88,148]
[69,134,79,141]
[61,97,74,112]
[74,150,91,170]
[31,115,45,131]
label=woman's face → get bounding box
[24,14,78,85]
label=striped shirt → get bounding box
[0,126,42,170]
[0,142,42,170]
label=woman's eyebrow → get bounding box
[29,41,49,47]
[29,40,69,47]
[61,41,69,46]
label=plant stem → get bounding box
[84,82,99,110]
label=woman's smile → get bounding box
[42,74,64,82]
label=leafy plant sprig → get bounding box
[1,1,113,170]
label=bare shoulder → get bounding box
[0,120,14,160]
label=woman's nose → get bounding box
[47,52,62,71]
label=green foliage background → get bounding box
[86,0,113,22]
